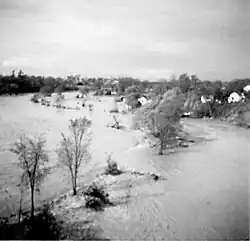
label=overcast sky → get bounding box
[0,0,249,80]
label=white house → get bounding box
[201,95,213,103]
[138,96,148,106]
[243,85,250,92]
[228,92,241,103]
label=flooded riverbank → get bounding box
[0,94,249,240]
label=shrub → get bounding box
[83,182,112,211]
[30,93,41,103]
[55,94,64,103]
[0,205,62,240]
[104,154,123,176]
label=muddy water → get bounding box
[99,119,249,240]
[0,93,93,215]
[0,95,249,240]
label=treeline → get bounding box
[1,70,250,102]
[0,70,79,95]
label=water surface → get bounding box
[0,95,249,240]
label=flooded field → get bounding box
[0,94,249,240]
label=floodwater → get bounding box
[0,94,249,240]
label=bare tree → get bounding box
[112,115,120,129]
[57,118,92,195]
[10,134,51,219]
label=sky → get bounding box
[0,0,250,81]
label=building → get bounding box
[201,95,213,103]
[138,96,148,106]
[228,92,241,103]
[243,85,250,92]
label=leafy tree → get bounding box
[189,74,201,92]
[40,85,54,96]
[158,123,179,155]
[78,86,90,96]
[178,73,192,93]
[54,85,64,95]
[152,81,171,96]
[10,134,51,219]
[125,85,139,94]
[57,118,92,195]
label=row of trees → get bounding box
[9,117,92,220]
[1,69,250,108]
[0,70,78,95]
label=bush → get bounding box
[104,155,123,176]
[0,204,108,240]
[0,205,62,240]
[30,93,41,103]
[125,92,142,110]
[55,94,64,103]
[83,182,112,211]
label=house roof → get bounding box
[230,92,240,95]
[243,85,250,92]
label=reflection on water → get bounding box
[0,95,249,240]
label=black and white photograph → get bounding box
[0,0,249,240]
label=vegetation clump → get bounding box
[104,154,123,176]
[0,204,107,240]
[132,88,190,154]
[0,205,62,240]
[125,92,142,110]
[30,93,41,103]
[83,182,112,211]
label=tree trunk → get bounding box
[72,177,77,195]
[73,187,77,195]
[31,187,35,219]
[18,194,23,224]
